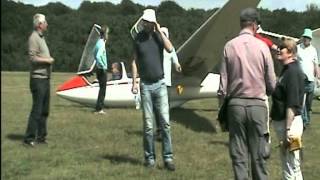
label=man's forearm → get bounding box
[161,33,173,53]
[31,56,53,64]
[155,23,173,52]
[286,108,295,129]
[314,62,320,78]
[132,60,137,84]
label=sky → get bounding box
[13,0,320,12]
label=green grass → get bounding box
[2,71,320,180]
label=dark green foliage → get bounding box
[1,0,320,72]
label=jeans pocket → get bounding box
[259,133,271,159]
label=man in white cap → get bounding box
[131,9,176,171]
[24,13,54,147]
[154,27,181,141]
[297,28,319,129]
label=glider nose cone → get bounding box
[57,75,88,92]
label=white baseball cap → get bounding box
[142,9,157,23]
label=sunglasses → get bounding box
[277,46,288,55]
[278,45,287,50]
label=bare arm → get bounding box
[285,108,295,130]
[314,61,319,78]
[131,53,138,93]
[218,48,228,104]
[285,107,295,146]
[155,23,173,53]
[132,54,138,84]
[31,55,54,64]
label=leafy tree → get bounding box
[1,0,320,72]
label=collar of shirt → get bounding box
[35,30,44,38]
[239,28,254,36]
[299,43,313,50]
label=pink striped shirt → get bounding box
[218,29,276,99]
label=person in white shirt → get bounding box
[297,28,319,128]
[154,27,182,141]
[160,27,182,86]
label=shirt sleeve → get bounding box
[170,48,179,65]
[218,46,228,98]
[263,46,276,95]
[28,35,38,63]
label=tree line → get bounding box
[1,0,319,72]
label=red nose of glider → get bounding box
[57,75,88,92]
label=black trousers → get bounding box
[95,69,107,111]
[25,78,50,142]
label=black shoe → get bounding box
[23,140,35,147]
[164,161,175,171]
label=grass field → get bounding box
[2,71,320,180]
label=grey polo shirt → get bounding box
[28,30,52,79]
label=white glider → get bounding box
[56,0,262,108]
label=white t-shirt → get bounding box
[163,48,179,86]
[297,44,318,81]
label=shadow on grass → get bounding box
[6,134,24,141]
[209,140,229,147]
[54,103,92,110]
[170,108,217,133]
[102,154,141,165]
[54,103,135,111]
[312,111,320,115]
[180,108,219,112]
[125,130,143,137]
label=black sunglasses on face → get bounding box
[278,45,287,50]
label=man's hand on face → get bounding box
[155,22,161,32]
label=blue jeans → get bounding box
[140,80,173,163]
[302,81,314,125]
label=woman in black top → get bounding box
[271,38,305,180]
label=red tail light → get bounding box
[57,75,89,92]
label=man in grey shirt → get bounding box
[218,8,276,180]
[23,13,54,147]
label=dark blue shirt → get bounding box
[271,61,305,120]
[134,31,164,82]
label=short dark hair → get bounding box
[240,8,261,25]
[100,25,109,39]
